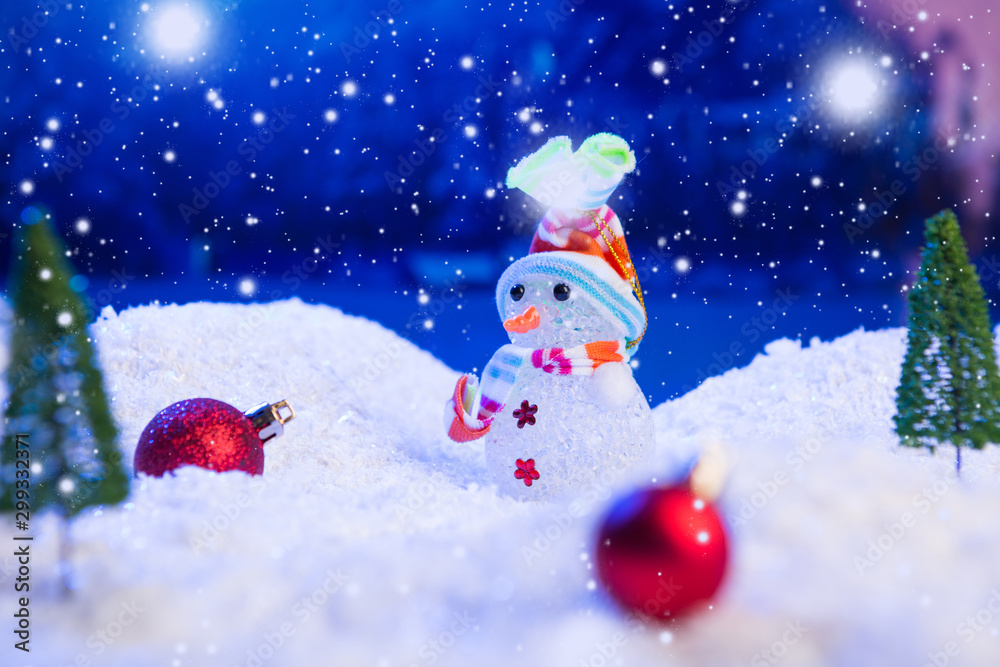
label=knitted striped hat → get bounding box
[498,133,646,354]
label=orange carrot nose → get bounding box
[504,305,540,333]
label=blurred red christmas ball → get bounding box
[134,398,294,477]
[595,483,728,622]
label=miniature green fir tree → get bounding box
[895,209,1000,472]
[0,211,128,519]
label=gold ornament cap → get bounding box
[244,400,296,443]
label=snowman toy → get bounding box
[445,133,655,500]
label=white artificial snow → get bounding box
[2,298,1000,667]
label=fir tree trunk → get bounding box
[59,516,72,596]
[951,334,963,476]
[953,390,963,476]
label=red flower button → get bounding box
[512,400,537,428]
[514,458,540,487]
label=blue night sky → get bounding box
[2,0,996,402]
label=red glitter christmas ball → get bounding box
[595,483,728,622]
[134,398,294,477]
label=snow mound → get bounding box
[4,300,1000,667]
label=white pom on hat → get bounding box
[505,133,636,211]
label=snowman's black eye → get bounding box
[553,283,571,301]
[510,284,525,301]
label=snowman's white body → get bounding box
[485,366,654,500]
[483,273,655,500]
[465,132,655,499]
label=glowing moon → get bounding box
[826,60,881,118]
[151,4,205,55]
